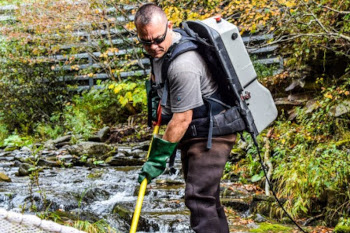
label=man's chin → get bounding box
[151,51,165,58]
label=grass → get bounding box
[250,222,292,232]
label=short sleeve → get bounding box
[162,50,217,114]
[168,70,204,113]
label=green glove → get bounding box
[138,136,178,184]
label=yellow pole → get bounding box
[130,105,161,233]
[129,177,148,233]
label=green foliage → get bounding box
[2,133,33,148]
[335,226,350,233]
[0,36,72,135]
[34,122,64,140]
[0,118,9,147]
[335,218,350,233]
[37,209,119,233]
[273,1,350,79]
[107,79,147,110]
[60,80,146,138]
[73,219,119,233]
[249,222,292,232]
[27,79,146,140]
[63,104,97,140]
[253,60,280,79]
[0,0,22,5]
[226,77,349,223]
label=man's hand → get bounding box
[138,136,178,184]
[138,110,192,184]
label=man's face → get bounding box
[136,20,172,58]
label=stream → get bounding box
[0,138,289,233]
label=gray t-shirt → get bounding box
[153,33,218,115]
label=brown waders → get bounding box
[179,134,236,233]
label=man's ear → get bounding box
[168,21,174,30]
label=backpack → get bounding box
[147,16,278,148]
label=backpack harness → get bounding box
[147,24,246,149]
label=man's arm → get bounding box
[162,109,193,143]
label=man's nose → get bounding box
[150,43,159,50]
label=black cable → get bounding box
[251,135,308,233]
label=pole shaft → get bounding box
[130,179,148,233]
[129,103,162,233]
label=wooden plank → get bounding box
[59,69,150,82]
[242,34,274,43]
[59,37,137,50]
[47,48,142,61]
[254,57,282,66]
[247,45,278,54]
[54,58,149,71]
[0,15,15,22]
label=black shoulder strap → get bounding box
[160,30,199,106]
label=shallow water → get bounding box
[0,147,194,232]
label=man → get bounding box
[134,3,236,233]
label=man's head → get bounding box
[134,3,173,58]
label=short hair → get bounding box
[134,3,167,27]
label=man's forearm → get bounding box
[162,110,192,143]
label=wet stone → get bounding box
[0,162,14,168]
[37,159,60,167]
[105,156,144,166]
[56,155,76,163]
[68,142,114,158]
[0,156,15,161]
[0,172,11,182]
[44,135,72,150]
[12,150,31,159]
[253,194,276,202]
[254,213,267,223]
[222,198,251,212]
[112,204,132,221]
[131,149,145,157]
[20,146,31,152]
[0,151,12,157]
[81,187,111,203]
[117,147,133,157]
[16,163,34,176]
[89,126,111,142]
[131,141,150,151]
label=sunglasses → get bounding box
[138,22,168,46]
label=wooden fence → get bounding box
[0,3,283,91]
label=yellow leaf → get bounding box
[324,93,333,99]
[125,91,132,100]
[114,85,122,94]
[125,22,135,31]
[285,1,296,7]
[119,96,128,106]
